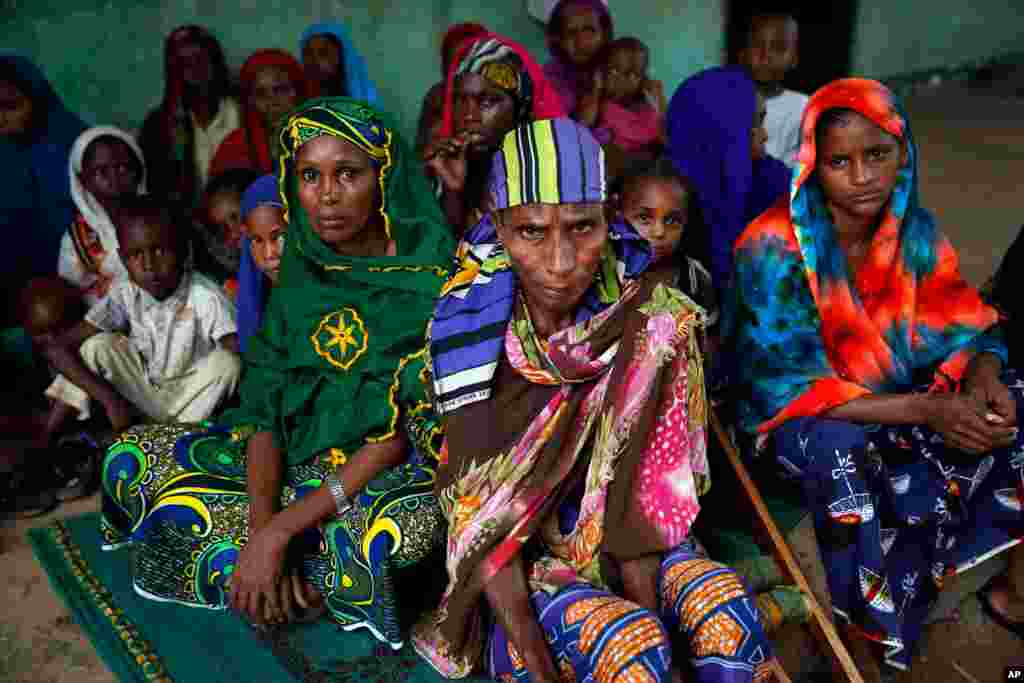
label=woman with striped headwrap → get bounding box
[413,118,776,682]
[423,32,565,237]
[98,98,455,650]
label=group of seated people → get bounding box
[3,1,1023,680]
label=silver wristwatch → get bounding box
[327,473,352,517]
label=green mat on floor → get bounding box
[29,512,487,683]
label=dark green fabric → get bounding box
[226,98,455,465]
[30,512,488,682]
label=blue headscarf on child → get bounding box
[237,175,284,352]
[0,53,88,281]
[300,22,380,105]
[666,66,789,293]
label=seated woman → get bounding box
[300,22,379,102]
[0,54,87,298]
[236,174,287,351]
[210,49,309,177]
[423,32,565,235]
[415,22,488,157]
[99,98,456,649]
[727,78,1024,670]
[666,66,789,293]
[59,126,146,306]
[413,118,774,682]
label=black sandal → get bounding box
[978,577,1024,640]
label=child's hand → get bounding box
[644,79,666,110]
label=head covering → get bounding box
[414,118,710,676]
[226,97,454,466]
[236,174,285,352]
[299,22,379,104]
[440,32,566,138]
[0,53,88,280]
[727,78,1004,435]
[666,65,790,291]
[149,25,231,202]
[542,0,613,111]
[65,126,147,282]
[440,22,488,76]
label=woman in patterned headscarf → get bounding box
[413,117,776,682]
[98,98,455,649]
[423,32,565,236]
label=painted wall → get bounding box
[852,0,1024,78]
[0,0,723,141]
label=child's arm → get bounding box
[44,320,135,431]
[219,333,240,355]
[37,400,76,448]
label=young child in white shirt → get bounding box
[45,196,241,431]
[738,10,808,168]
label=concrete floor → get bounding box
[2,81,1024,682]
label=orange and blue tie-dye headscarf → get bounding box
[726,78,1005,434]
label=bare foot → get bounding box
[984,580,1024,622]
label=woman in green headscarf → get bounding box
[99,98,455,650]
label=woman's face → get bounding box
[621,176,688,264]
[750,91,768,162]
[249,65,298,127]
[295,134,382,254]
[81,138,142,203]
[303,35,342,85]
[454,72,518,158]
[496,202,608,326]
[244,205,287,283]
[816,110,906,224]
[557,4,606,68]
[0,79,33,137]
[206,190,243,250]
[171,40,215,89]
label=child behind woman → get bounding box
[597,37,665,160]
[611,157,717,326]
[59,127,146,306]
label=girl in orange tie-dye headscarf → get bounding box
[727,78,1024,669]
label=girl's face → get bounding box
[621,176,689,263]
[295,134,382,255]
[0,79,33,137]
[750,91,768,162]
[454,72,518,157]
[250,65,298,127]
[303,35,342,85]
[81,138,142,203]
[557,4,606,68]
[816,110,906,225]
[206,190,243,250]
[244,205,287,283]
[171,40,215,89]
[604,48,647,102]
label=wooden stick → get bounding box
[767,658,793,683]
[710,408,865,683]
[952,661,981,683]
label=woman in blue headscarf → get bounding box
[666,66,789,294]
[1,54,88,303]
[300,22,379,103]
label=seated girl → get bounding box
[415,22,488,157]
[727,78,1024,670]
[210,49,309,177]
[423,32,565,235]
[236,174,287,351]
[595,37,666,168]
[666,66,789,293]
[99,98,455,650]
[414,118,776,682]
[195,167,262,292]
[300,22,379,102]
[1,54,87,294]
[59,127,146,306]
[543,0,613,140]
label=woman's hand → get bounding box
[423,133,473,194]
[925,392,1017,455]
[962,353,1017,427]
[229,523,291,625]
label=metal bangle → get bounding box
[326,473,352,518]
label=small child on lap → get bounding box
[738,10,807,167]
[46,196,241,430]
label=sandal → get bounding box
[977,577,1024,640]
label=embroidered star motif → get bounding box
[311,307,369,370]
